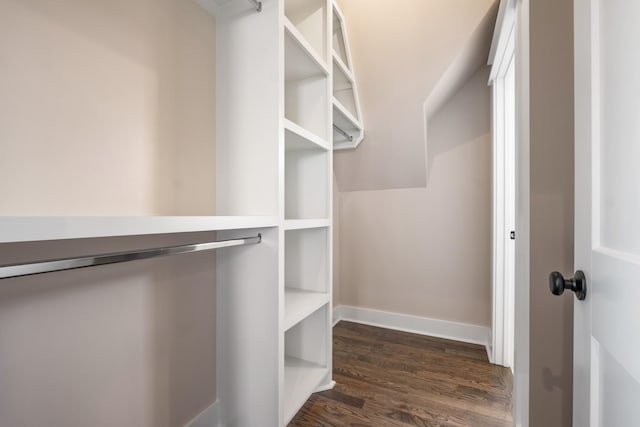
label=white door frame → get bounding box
[572,0,595,424]
[489,1,531,425]
[488,0,516,369]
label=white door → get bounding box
[573,0,640,426]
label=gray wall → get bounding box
[0,233,218,427]
[529,0,575,424]
[0,0,216,216]
[336,66,493,327]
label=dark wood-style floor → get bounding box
[289,321,512,427]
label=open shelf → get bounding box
[284,289,329,331]
[332,6,349,68]
[284,119,330,151]
[284,305,329,424]
[284,20,329,79]
[333,57,358,119]
[285,227,329,292]
[330,2,363,151]
[285,23,330,140]
[284,356,328,424]
[285,145,329,220]
[283,219,330,230]
[284,0,327,63]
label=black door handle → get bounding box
[549,270,587,301]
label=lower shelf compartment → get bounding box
[284,356,328,423]
[284,289,329,331]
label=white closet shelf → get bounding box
[285,19,330,81]
[333,97,363,150]
[283,219,329,230]
[0,216,279,243]
[284,289,329,331]
[285,119,330,151]
[284,356,328,424]
[333,97,362,130]
[333,53,354,83]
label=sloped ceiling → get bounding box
[334,0,498,192]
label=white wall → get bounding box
[0,0,216,215]
[337,67,493,327]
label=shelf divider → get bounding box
[283,219,330,230]
[284,119,330,151]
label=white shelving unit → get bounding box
[282,0,334,424]
[1,0,350,424]
[284,24,330,141]
[215,0,335,425]
[331,3,364,150]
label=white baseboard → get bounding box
[184,400,221,427]
[332,305,491,351]
[332,305,343,327]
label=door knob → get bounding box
[549,270,587,301]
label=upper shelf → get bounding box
[332,5,350,68]
[0,216,279,243]
[330,3,363,150]
[333,56,358,119]
[284,19,330,81]
[284,0,327,63]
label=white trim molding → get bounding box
[333,305,491,356]
[488,0,517,81]
[332,305,344,327]
[184,400,221,427]
[489,0,517,370]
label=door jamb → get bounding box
[489,1,531,426]
[489,0,516,370]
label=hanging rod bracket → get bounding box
[247,0,262,12]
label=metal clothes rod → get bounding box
[0,234,261,280]
[247,0,262,12]
[333,124,354,142]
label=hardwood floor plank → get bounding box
[289,321,512,427]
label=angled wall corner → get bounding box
[333,0,498,192]
[423,2,498,184]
